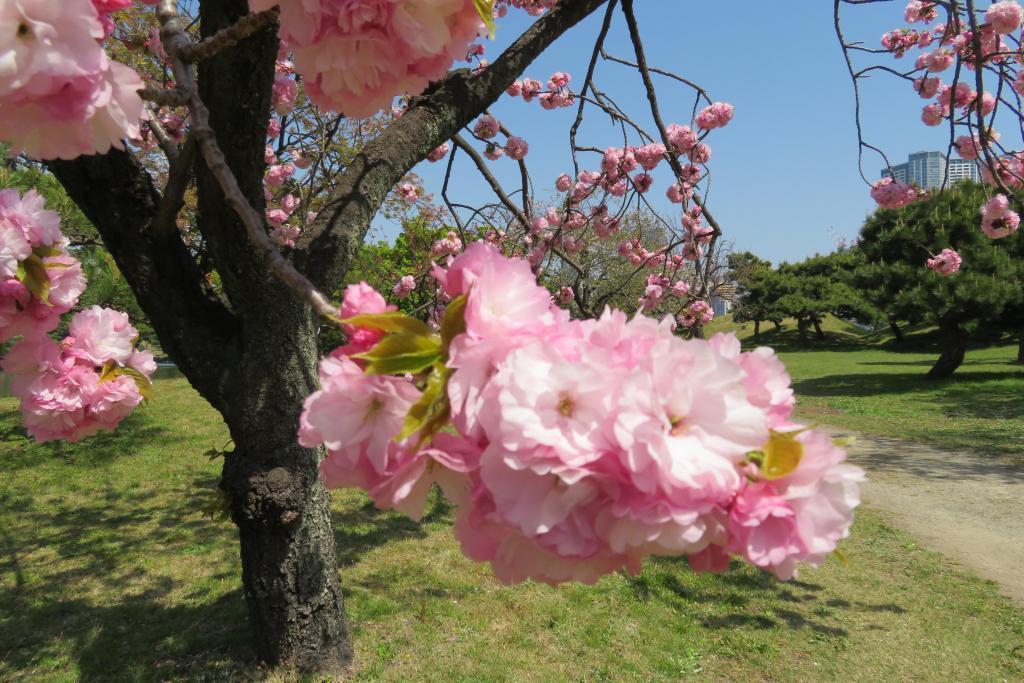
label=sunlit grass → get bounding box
[1,376,1022,680]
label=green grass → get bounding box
[1,378,1023,680]
[707,315,1024,463]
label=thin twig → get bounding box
[156,1,338,321]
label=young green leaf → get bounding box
[353,333,442,376]
[399,365,449,442]
[440,294,468,353]
[19,254,51,305]
[473,0,496,38]
[341,312,431,337]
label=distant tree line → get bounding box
[728,183,1024,379]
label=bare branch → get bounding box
[179,8,280,63]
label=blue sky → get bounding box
[390,2,965,265]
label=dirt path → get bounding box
[832,429,1024,605]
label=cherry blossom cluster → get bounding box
[496,0,558,17]
[0,0,146,159]
[926,247,962,275]
[299,243,863,584]
[678,299,715,328]
[979,193,1021,238]
[639,273,690,311]
[3,307,156,442]
[0,188,153,442]
[250,0,487,118]
[870,177,925,210]
[507,71,575,110]
[859,1,1024,270]
[0,190,86,342]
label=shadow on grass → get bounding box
[792,371,1022,399]
[740,331,867,354]
[332,492,452,567]
[0,405,173,471]
[625,560,908,640]
[0,476,253,680]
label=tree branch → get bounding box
[49,150,240,413]
[298,0,612,291]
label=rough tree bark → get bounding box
[50,0,611,674]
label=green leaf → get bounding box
[353,333,442,376]
[341,312,431,337]
[98,362,153,400]
[440,294,468,353]
[399,365,449,442]
[121,366,153,400]
[473,0,496,38]
[19,254,51,305]
[32,245,64,259]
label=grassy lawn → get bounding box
[708,316,1024,463]
[1,377,1022,681]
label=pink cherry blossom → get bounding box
[265,163,295,188]
[921,102,946,126]
[924,48,954,72]
[870,177,922,209]
[427,142,451,162]
[255,0,485,118]
[694,102,735,130]
[913,75,941,98]
[666,124,697,154]
[986,1,1023,34]
[298,245,861,586]
[393,274,416,299]
[473,115,501,139]
[547,72,570,90]
[926,248,962,275]
[67,305,137,366]
[505,136,529,160]
[335,282,396,356]
[677,300,714,327]
[979,193,1021,238]
[272,74,299,116]
[0,0,144,160]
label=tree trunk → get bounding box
[888,317,905,344]
[927,325,969,379]
[51,0,614,674]
[753,319,760,342]
[772,320,782,332]
[812,317,825,340]
[797,318,809,344]
[692,324,706,339]
[1017,325,1024,364]
[219,299,352,674]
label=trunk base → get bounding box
[927,329,968,379]
[223,451,353,675]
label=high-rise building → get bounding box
[947,156,982,183]
[881,151,981,188]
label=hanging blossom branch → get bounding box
[619,0,724,296]
[154,1,339,321]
